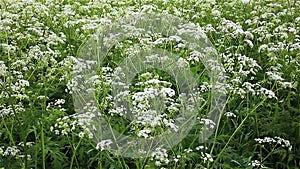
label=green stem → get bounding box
[209,95,231,155]
[33,127,38,169]
[41,119,46,169]
[70,138,82,169]
[212,97,267,166]
[98,152,102,169]
[2,119,15,145]
[262,143,279,162]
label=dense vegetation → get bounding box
[0,0,299,168]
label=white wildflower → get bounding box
[96,139,113,151]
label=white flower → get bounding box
[241,0,250,4]
[96,139,113,151]
[137,129,152,138]
[151,148,169,165]
[184,148,193,153]
[224,112,236,118]
[249,160,261,167]
[177,57,189,68]
[200,118,216,129]
[266,71,284,81]
[200,152,213,163]
[255,136,292,151]
[78,132,85,138]
[244,39,253,48]
[54,99,65,106]
[195,145,207,150]
[155,161,161,166]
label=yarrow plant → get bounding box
[0,0,299,169]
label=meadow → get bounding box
[0,0,299,168]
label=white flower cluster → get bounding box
[99,68,182,139]
[51,115,82,136]
[224,111,236,118]
[0,61,7,77]
[137,129,152,138]
[50,103,98,138]
[266,66,293,89]
[131,75,180,132]
[150,148,169,166]
[96,139,113,151]
[254,136,292,151]
[0,0,299,167]
[0,143,33,161]
[200,152,213,163]
[248,160,267,168]
[0,146,20,157]
[0,103,25,118]
[46,99,66,111]
[199,118,216,129]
